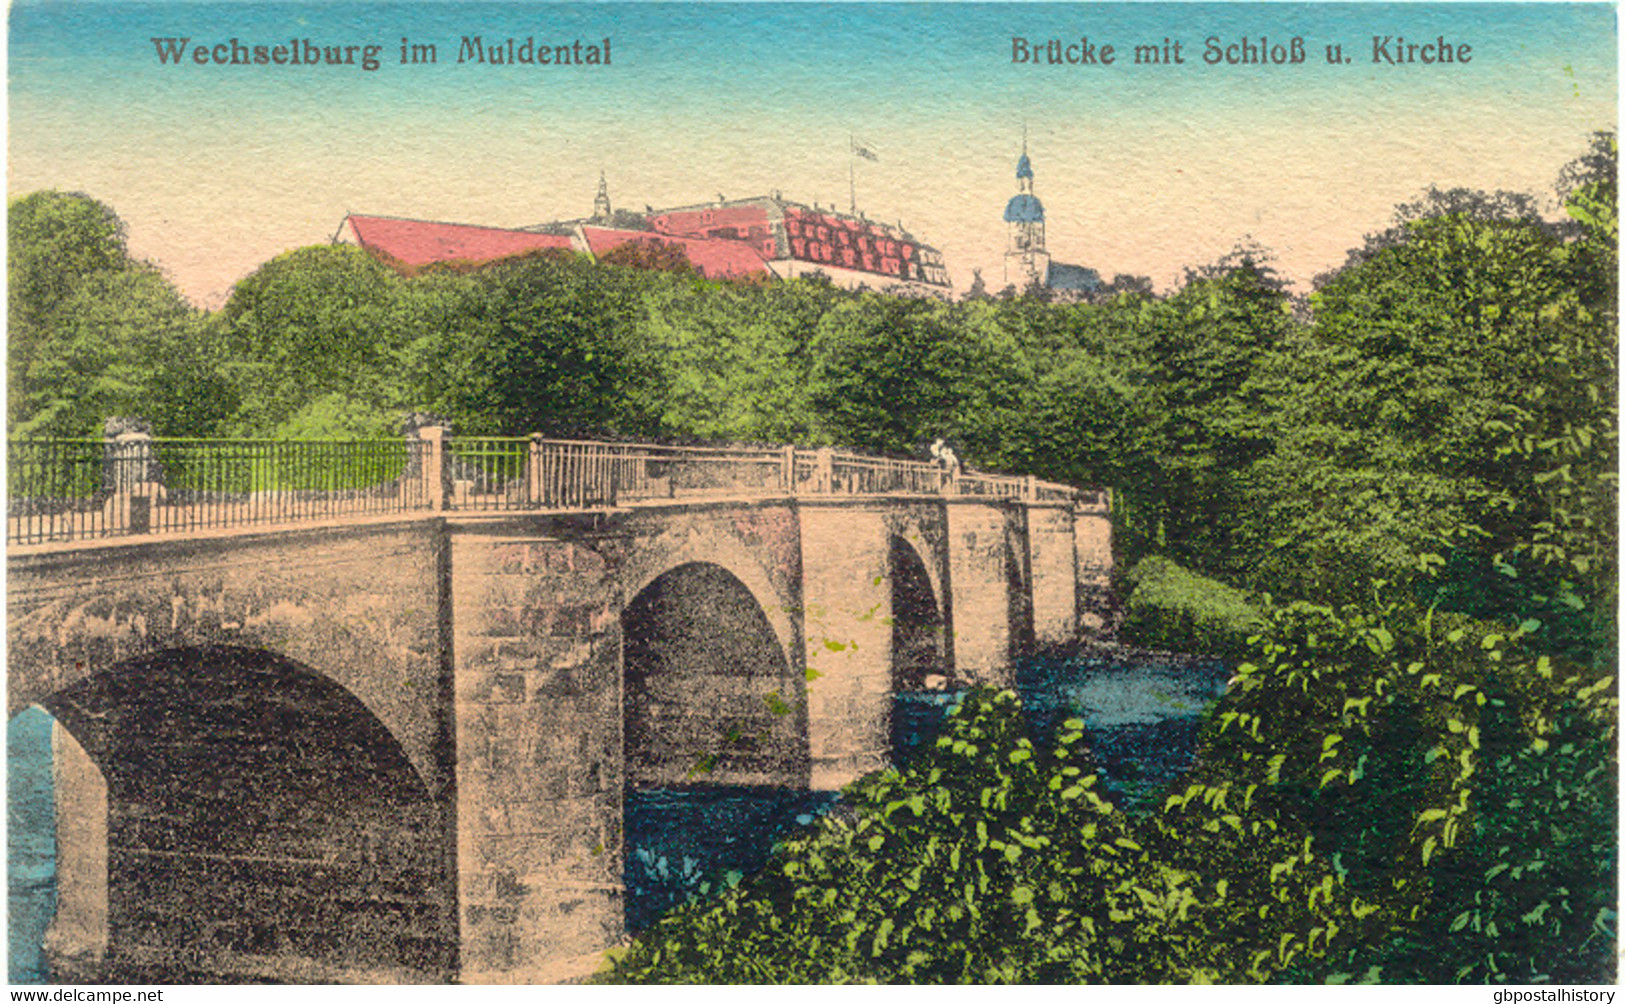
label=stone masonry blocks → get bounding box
[1027,504,1079,646]
[945,501,1020,686]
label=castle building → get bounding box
[633,195,949,292]
[334,216,574,269]
[336,179,952,296]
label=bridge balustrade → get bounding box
[825,452,949,495]
[443,437,795,509]
[8,429,1101,545]
[7,436,433,545]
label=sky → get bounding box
[8,2,1618,307]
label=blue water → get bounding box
[1018,648,1231,807]
[9,708,57,985]
[622,787,840,932]
[621,647,1230,930]
[8,647,1230,977]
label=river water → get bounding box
[8,646,1228,981]
[622,646,1229,933]
[9,707,56,985]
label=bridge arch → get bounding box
[617,522,798,665]
[6,523,451,801]
[888,533,946,690]
[621,562,808,790]
[24,646,455,983]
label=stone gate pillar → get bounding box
[407,423,452,511]
[100,417,163,534]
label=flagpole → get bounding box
[849,135,856,215]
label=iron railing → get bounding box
[8,438,431,545]
[8,433,1103,545]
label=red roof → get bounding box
[346,214,574,267]
[579,226,771,281]
[652,204,773,237]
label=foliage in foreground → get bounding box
[600,601,1615,984]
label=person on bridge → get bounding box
[929,438,961,494]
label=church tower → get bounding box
[1003,140,1049,290]
[592,171,612,222]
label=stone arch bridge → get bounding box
[7,430,1112,983]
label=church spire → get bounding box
[1016,124,1034,187]
[1003,134,1048,289]
[593,171,612,221]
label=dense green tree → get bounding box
[933,299,1036,466]
[12,266,202,437]
[805,295,958,455]
[390,268,487,431]
[801,293,1041,462]
[8,191,128,334]
[8,191,230,437]
[999,327,1142,491]
[1131,247,1295,574]
[1481,133,1619,664]
[425,252,653,437]
[1236,155,1616,663]
[221,244,407,435]
[627,275,832,443]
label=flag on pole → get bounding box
[851,138,880,162]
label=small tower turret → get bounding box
[1003,139,1049,289]
[593,171,612,222]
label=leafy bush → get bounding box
[272,392,398,441]
[1332,694,1617,983]
[600,596,1615,984]
[1120,556,1267,657]
[1212,599,1617,984]
[599,684,1384,983]
[601,688,1130,983]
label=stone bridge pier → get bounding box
[8,491,1110,983]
